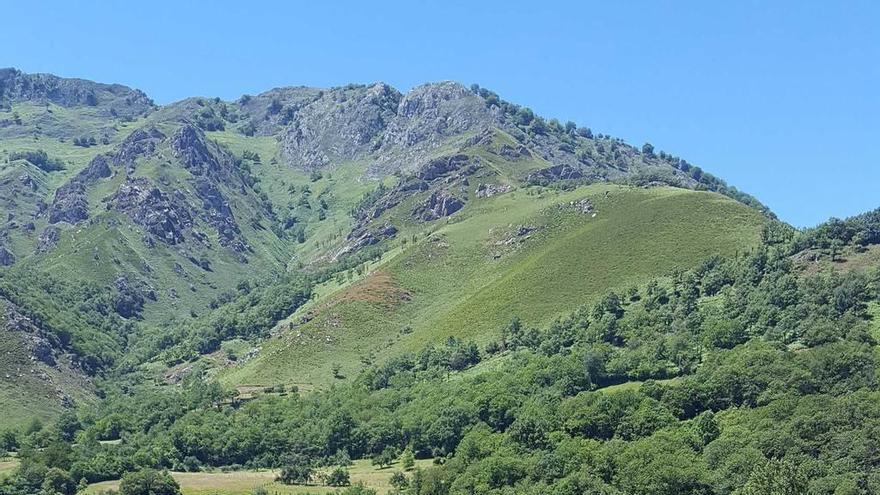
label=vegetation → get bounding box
[8,149,65,171]
[3,70,880,495]
[4,215,880,494]
[228,186,764,388]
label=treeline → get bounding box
[4,215,880,494]
[796,207,880,252]
[469,83,770,216]
[129,274,312,366]
[0,269,133,373]
[8,149,65,172]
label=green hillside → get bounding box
[224,185,765,388]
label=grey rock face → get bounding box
[36,226,61,254]
[382,82,493,149]
[0,67,154,118]
[47,154,113,225]
[0,246,14,266]
[113,127,165,170]
[413,190,465,221]
[236,86,325,136]
[415,154,474,181]
[526,165,584,183]
[2,298,57,366]
[48,180,90,224]
[476,183,513,198]
[192,178,248,253]
[334,222,398,260]
[370,82,497,176]
[171,124,221,175]
[80,154,113,182]
[279,83,401,170]
[106,178,193,245]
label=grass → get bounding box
[223,184,766,389]
[797,244,880,276]
[0,323,95,430]
[0,458,19,481]
[82,459,433,495]
[598,377,681,394]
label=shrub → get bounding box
[118,469,181,495]
[326,467,350,487]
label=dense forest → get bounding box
[3,210,880,495]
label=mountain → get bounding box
[0,69,773,424]
[0,69,777,425]
[3,69,880,495]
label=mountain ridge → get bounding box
[0,68,772,428]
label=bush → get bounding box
[277,464,312,485]
[118,469,181,495]
[326,467,350,487]
[9,149,65,172]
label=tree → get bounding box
[0,430,18,453]
[830,238,843,262]
[371,447,397,469]
[401,446,415,471]
[119,469,181,495]
[277,464,312,485]
[56,411,80,442]
[528,118,548,135]
[337,483,377,495]
[516,107,535,126]
[641,142,655,157]
[41,467,76,495]
[389,471,409,491]
[692,411,720,446]
[326,467,351,487]
[738,459,807,495]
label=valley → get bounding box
[1,67,878,495]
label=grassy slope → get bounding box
[0,324,94,430]
[83,459,433,495]
[224,185,765,389]
[0,459,19,481]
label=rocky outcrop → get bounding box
[171,124,221,176]
[498,143,532,159]
[0,67,154,118]
[370,82,497,176]
[415,154,476,181]
[3,298,58,366]
[235,86,325,136]
[565,198,595,214]
[476,183,513,198]
[105,178,193,245]
[334,222,398,260]
[81,154,113,182]
[47,154,112,225]
[0,246,14,266]
[113,127,165,170]
[48,180,89,224]
[279,83,401,170]
[526,164,584,183]
[192,178,248,252]
[382,82,494,150]
[413,190,465,221]
[36,226,61,254]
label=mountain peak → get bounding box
[0,67,154,118]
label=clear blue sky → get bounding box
[2,1,877,227]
